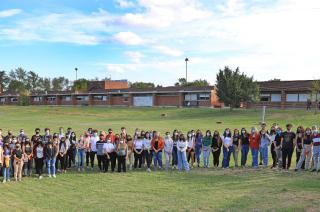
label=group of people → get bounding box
[0,123,320,183]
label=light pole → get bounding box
[185,58,189,84]
[75,67,78,81]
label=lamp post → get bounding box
[185,58,189,84]
[75,68,78,81]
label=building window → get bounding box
[298,94,310,102]
[0,97,5,103]
[260,94,270,102]
[286,94,298,102]
[61,96,71,101]
[47,96,56,102]
[123,94,129,102]
[271,94,281,102]
[10,97,18,102]
[93,95,107,101]
[198,93,210,100]
[76,96,89,101]
[33,97,42,102]
[185,94,197,101]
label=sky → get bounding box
[0,0,319,86]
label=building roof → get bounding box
[258,80,319,92]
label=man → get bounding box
[31,128,42,146]
[259,122,268,166]
[151,131,164,171]
[106,128,115,144]
[18,129,27,143]
[281,123,296,170]
[42,128,52,145]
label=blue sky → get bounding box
[0,0,319,85]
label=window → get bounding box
[10,97,18,102]
[286,94,298,102]
[61,96,71,101]
[298,94,310,102]
[271,94,281,102]
[123,94,129,102]
[76,96,89,101]
[47,96,56,102]
[198,93,210,100]
[260,94,270,102]
[184,94,197,101]
[0,97,5,103]
[93,95,107,101]
[33,97,42,102]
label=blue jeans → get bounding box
[222,146,233,168]
[241,144,249,166]
[195,146,202,165]
[203,147,211,167]
[251,148,259,168]
[260,146,268,166]
[313,146,320,171]
[2,167,10,181]
[153,151,162,170]
[77,149,85,169]
[47,158,56,175]
[177,150,189,172]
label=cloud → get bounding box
[125,51,145,63]
[153,45,183,57]
[113,31,144,45]
[0,9,21,18]
[116,0,135,8]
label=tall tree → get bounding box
[73,78,88,92]
[0,71,10,91]
[130,82,155,89]
[39,77,52,92]
[52,77,69,91]
[175,78,210,87]
[26,71,41,91]
[216,66,260,109]
[311,80,320,113]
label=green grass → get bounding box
[1,106,320,211]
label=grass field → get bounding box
[1,106,320,211]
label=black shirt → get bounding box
[211,136,222,149]
[275,134,282,147]
[240,135,249,145]
[233,135,240,146]
[304,136,313,145]
[281,131,296,149]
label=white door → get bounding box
[133,96,153,107]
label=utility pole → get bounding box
[185,58,189,84]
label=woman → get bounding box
[77,133,89,172]
[89,130,99,170]
[67,132,77,168]
[274,127,283,169]
[295,126,305,169]
[152,131,164,171]
[104,137,116,172]
[260,128,271,168]
[23,138,33,176]
[126,135,134,171]
[249,127,260,169]
[296,127,313,171]
[2,143,11,183]
[58,137,68,173]
[202,130,212,168]
[177,134,189,172]
[34,141,45,179]
[211,130,222,168]
[311,126,320,172]
[164,132,173,171]
[269,126,277,169]
[195,130,203,168]
[46,139,58,178]
[222,128,233,169]
[133,134,143,169]
[186,131,195,168]
[172,130,179,169]
[143,132,152,172]
[116,137,128,173]
[232,129,240,167]
[13,143,23,181]
[240,128,250,167]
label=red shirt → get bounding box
[151,137,164,151]
[249,133,260,150]
[106,134,115,143]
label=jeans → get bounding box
[232,145,239,167]
[134,150,142,169]
[241,144,249,166]
[165,151,172,170]
[90,151,96,168]
[2,167,10,181]
[47,158,56,176]
[172,147,178,166]
[251,148,259,168]
[195,146,202,165]
[296,144,312,170]
[154,151,162,170]
[275,147,282,168]
[222,146,233,168]
[35,158,44,176]
[260,146,268,166]
[177,150,189,172]
[77,149,85,169]
[117,155,126,172]
[203,147,211,167]
[313,145,320,171]
[143,150,152,169]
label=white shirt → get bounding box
[143,138,152,150]
[134,139,143,149]
[103,142,115,153]
[187,137,194,148]
[223,136,232,146]
[177,140,187,152]
[90,136,99,152]
[36,146,44,158]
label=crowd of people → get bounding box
[0,123,320,183]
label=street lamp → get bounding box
[185,58,189,84]
[75,68,78,81]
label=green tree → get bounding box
[26,71,41,91]
[216,66,260,109]
[311,80,320,113]
[174,78,210,87]
[52,77,69,91]
[0,70,10,91]
[39,77,52,92]
[130,82,155,89]
[73,78,88,92]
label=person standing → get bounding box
[281,124,296,170]
[96,132,106,172]
[211,130,222,168]
[240,128,250,167]
[249,127,260,169]
[116,138,128,173]
[260,129,271,168]
[89,130,99,170]
[270,126,277,169]
[172,130,179,169]
[46,140,58,178]
[23,138,33,176]
[77,133,89,172]
[133,134,143,169]
[222,128,233,169]
[2,143,11,183]
[195,130,203,168]
[13,143,23,181]
[164,132,173,171]
[232,129,240,167]
[126,135,134,171]
[311,126,320,172]
[177,134,189,172]
[142,132,152,172]
[296,127,313,171]
[186,131,195,168]
[202,130,212,168]
[34,141,45,179]
[152,131,164,171]
[295,126,305,169]
[57,137,68,174]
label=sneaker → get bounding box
[52,175,56,178]
[147,168,151,173]
[7,179,10,182]
[78,168,80,172]
[48,174,52,178]
[311,169,316,172]
[2,180,6,184]
[294,169,298,172]
[39,176,43,180]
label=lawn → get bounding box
[0,106,320,211]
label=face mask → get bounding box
[242,131,245,134]
[306,131,311,135]
[313,130,318,134]
[226,131,230,134]
[252,130,255,134]
[94,133,98,136]
[120,140,124,144]
[174,133,178,136]
[107,140,110,143]
[8,132,12,136]
[277,131,281,134]
[36,131,40,135]
[207,133,210,137]
[46,131,50,135]
[188,134,191,137]
[20,132,24,135]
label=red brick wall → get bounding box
[155,95,180,107]
[110,96,129,106]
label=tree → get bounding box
[26,71,41,91]
[73,78,88,92]
[39,77,52,92]
[216,66,260,109]
[0,71,10,91]
[130,82,155,89]
[174,78,210,87]
[311,80,320,113]
[52,77,69,91]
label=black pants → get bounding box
[86,151,90,167]
[117,155,126,172]
[90,151,96,168]
[187,148,194,163]
[143,150,151,169]
[105,152,117,172]
[35,158,44,176]
[134,150,142,168]
[97,155,105,171]
[212,149,221,167]
[24,159,32,176]
[67,149,75,168]
[296,150,305,169]
[172,147,178,166]
[282,148,293,169]
[58,154,67,170]
[271,144,277,167]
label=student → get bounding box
[274,127,283,169]
[77,133,88,172]
[143,132,152,172]
[186,131,195,168]
[311,126,320,172]
[13,143,23,181]
[240,128,250,167]
[222,128,233,169]
[232,129,240,167]
[211,130,222,168]
[34,141,45,179]
[46,140,58,178]
[85,128,92,169]
[58,127,64,139]
[126,135,134,171]
[249,127,260,169]
[67,132,77,168]
[42,128,52,145]
[195,130,203,168]
[0,140,3,177]
[96,132,106,172]
[259,123,268,165]
[58,137,68,173]
[152,131,164,171]
[116,137,128,173]
[31,128,42,146]
[164,132,173,171]
[281,123,296,170]
[2,143,11,183]
[104,137,116,172]
[177,134,189,172]
[260,128,271,168]
[23,138,33,176]
[269,126,277,169]
[133,134,143,169]
[89,130,99,170]
[202,130,212,168]
[296,127,313,171]
[295,126,305,169]
[172,130,179,169]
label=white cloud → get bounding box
[0,9,21,18]
[116,0,135,8]
[113,31,144,45]
[125,51,145,63]
[153,45,183,57]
